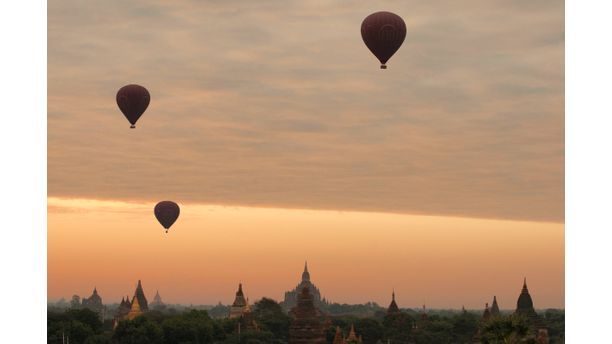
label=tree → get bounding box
[355,318,384,344]
[113,316,164,344]
[383,312,414,342]
[479,315,532,344]
[161,310,214,344]
[252,298,291,340]
[452,312,479,343]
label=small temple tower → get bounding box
[133,280,149,312]
[81,287,104,319]
[515,278,548,342]
[229,283,248,319]
[126,295,144,320]
[345,324,363,343]
[332,326,345,344]
[288,286,326,344]
[150,290,164,309]
[490,295,500,317]
[387,290,400,315]
[481,303,492,322]
[282,262,326,311]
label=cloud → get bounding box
[48,0,564,222]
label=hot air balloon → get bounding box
[154,201,180,233]
[361,11,406,69]
[116,84,150,128]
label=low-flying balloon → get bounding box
[361,11,406,69]
[116,84,150,128]
[154,201,180,233]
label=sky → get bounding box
[48,0,564,308]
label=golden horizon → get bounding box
[48,197,564,309]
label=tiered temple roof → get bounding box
[514,278,547,330]
[282,262,326,310]
[288,286,326,344]
[387,290,400,315]
[150,290,164,307]
[229,283,249,318]
[134,280,148,312]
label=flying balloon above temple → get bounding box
[116,84,150,128]
[361,11,407,69]
[154,201,180,233]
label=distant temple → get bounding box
[288,286,326,344]
[481,303,492,322]
[282,262,328,311]
[150,290,165,309]
[514,278,549,342]
[228,283,250,319]
[113,280,149,327]
[386,290,400,315]
[333,325,365,344]
[490,296,500,317]
[81,287,105,319]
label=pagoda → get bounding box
[332,326,345,344]
[81,287,104,319]
[133,280,149,312]
[481,303,492,322]
[229,283,249,319]
[514,278,548,340]
[282,262,327,311]
[126,295,144,320]
[150,290,164,310]
[288,285,326,344]
[490,295,500,317]
[386,290,400,315]
[345,324,363,343]
[116,296,131,319]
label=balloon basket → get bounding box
[380,64,387,69]
[130,125,136,129]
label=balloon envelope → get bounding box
[116,84,150,128]
[361,11,406,69]
[154,201,180,231]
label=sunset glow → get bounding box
[48,197,563,309]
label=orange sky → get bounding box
[48,197,564,309]
[47,1,564,310]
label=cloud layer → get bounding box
[48,0,564,221]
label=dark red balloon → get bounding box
[361,11,406,69]
[116,84,150,128]
[154,201,180,232]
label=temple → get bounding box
[490,296,500,317]
[133,280,149,312]
[229,283,249,319]
[126,295,144,320]
[288,286,326,344]
[150,290,165,310]
[514,278,549,341]
[112,280,149,327]
[386,290,400,315]
[481,303,491,322]
[282,262,328,311]
[81,287,105,320]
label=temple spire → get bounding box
[302,261,311,282]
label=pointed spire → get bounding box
[491,295,500,316]
[392,289,395,301]
[347,324,358,341]
[301,261,311,282]
[522,278,529,292]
